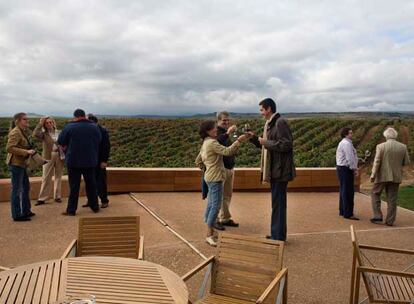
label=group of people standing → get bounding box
[196,97,410,247]
[336,126,410,226]
[5,109,110,221]
[196,98,296,246]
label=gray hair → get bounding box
[217,111,230,121]
[383,127,398,140]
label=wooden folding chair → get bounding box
[62,216,144,260]
[182,233,288,304]
[350,225,414,304]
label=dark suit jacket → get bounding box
[250,113,296,182]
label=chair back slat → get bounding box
[77,216,140,258]
[367,273,414,302]
[211,233,284,303]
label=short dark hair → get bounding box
[341,127,352,138]
[87,113,98,123]
[259,98,276,113]
[199,120,216,140]
[73,109,86,118]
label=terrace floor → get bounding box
[0,191,413,304]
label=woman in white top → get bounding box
[33,116,64,205]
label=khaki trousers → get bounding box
[371,182,400,225]
[38,152,64,201]
[219,168,234,223]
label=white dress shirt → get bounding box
[336,138,358,170]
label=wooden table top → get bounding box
[0,257,189,304]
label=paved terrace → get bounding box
[1,191,413,303]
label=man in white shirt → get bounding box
[336,127,359,220]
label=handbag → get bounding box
[26,152,48,171]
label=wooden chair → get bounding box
[350,225,414,304]
[62,216,144,260]
[182,233,288,304]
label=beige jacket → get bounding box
[6,127,32,168]
[195,137,240,182]
[33,123,57,160]
[371,139,410,184]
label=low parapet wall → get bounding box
[0,167,360,202]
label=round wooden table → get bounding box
[0,256,189,304]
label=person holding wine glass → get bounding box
[195,120,250,247]
[216,111,239,228]
[33,116,64,205]
[248,98,296,241]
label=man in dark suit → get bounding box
[58,109,101,215]
[86,114,111,208]
[249,98,296,241]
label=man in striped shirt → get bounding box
[336,127,359,220]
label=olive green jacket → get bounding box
[195,137,240,182]
[6,127,32,168]
[370,139,410,184]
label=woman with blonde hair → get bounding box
[33,116,64,205]
[6,112,36,221]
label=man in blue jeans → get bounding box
[249,98,296,241]
[58,109,101,215]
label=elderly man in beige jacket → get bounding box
[370,127,410,226]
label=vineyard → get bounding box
[0,116,413,179]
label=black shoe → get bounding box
[222,219,239,227]
[54,198,62,203]
[212,223,225,231]
[14,216,31,222]
[385,223,394,227]
[35,200,45,206]
[345,216,360,221]
[370,218,383,224]
[25,212,36,217]
[62,211,76,216]
[90,207,100,213]
[266,235,272,239]
[82,202,90,208]
[101,202,109,208]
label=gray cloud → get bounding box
[0,0,413,116]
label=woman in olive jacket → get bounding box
[195,120,250,246]
[6,113,36,221]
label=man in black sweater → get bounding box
[86,114,111,208]
[216,111,239,227]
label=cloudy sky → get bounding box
[0,0,413,116]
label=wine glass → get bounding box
[243,123,251,133]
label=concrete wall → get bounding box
[0,167,360,202]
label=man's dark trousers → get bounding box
[336,166,355,218]
[270,180,288,241]
[67,167,99,214]
[95,166,109,204]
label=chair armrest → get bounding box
[61,239,77,259]
[256,268,288,304]
[138,236,144,260]
[359,244,414,255]
[0,266,10,271]
[181,256,215,282]
[358,266,414,278]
